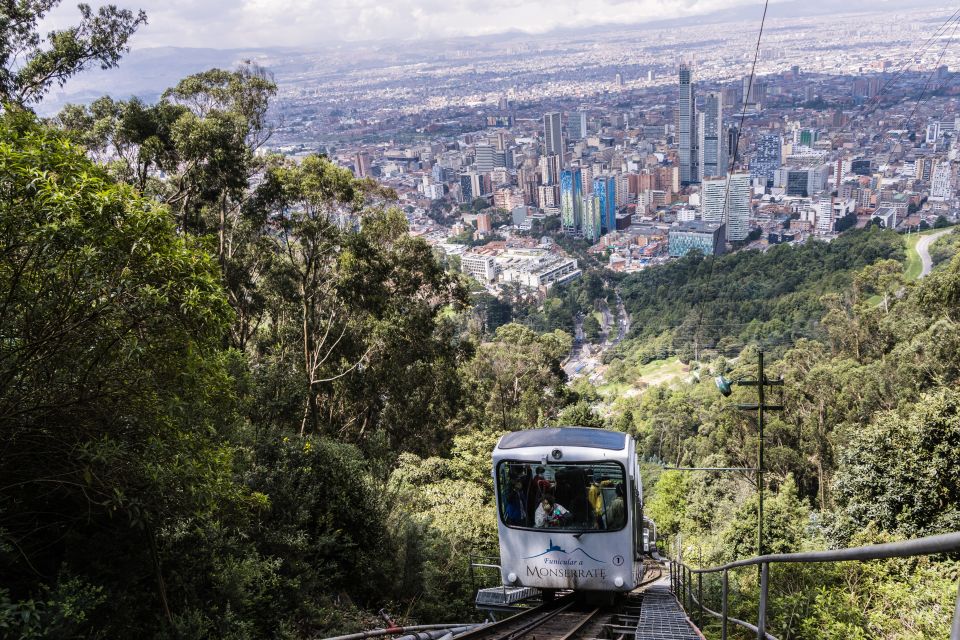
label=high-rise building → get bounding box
[701,178,727,227]
[459,173,473,203]
[700,174,751,241]
[698,92,725,179]
[540,154,562,185]
[743,77,766,106]
[593,176,617,233]
[727,126,739,163]
[814,199,835,235]
[668,221,726,257]
[725,173,752,241]
[354,152,372,178]
[678,64,698,184]
[569,110,588,141]
[749,134,781,184]
[538,184,559,209]
[560,168,584,233]
[544,112,564,159]
[475,144,497,173]
[582,195,602,242]
[915,156,934,183]
[930,161,953,201]
[476,213,492,235]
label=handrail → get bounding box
[690,531,960,574]
[666,530,960,640]
[682,572,777,640]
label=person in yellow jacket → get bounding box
[586,475,606,529]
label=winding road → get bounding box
[916,229,952,279]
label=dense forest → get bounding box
[1,5,959,639]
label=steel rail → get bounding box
[500,600,576,640]
[321,625,485,640]
[453,594,576,640]
[555,608,601,640]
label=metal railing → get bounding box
[469,554,509,602]
[667,531,960,640]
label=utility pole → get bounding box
[734,349,783,559]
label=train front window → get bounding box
[497,461,627,532]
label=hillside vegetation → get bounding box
[1,9,959,638]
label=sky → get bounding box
[42,0,786,49]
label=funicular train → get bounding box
[491,427,650,598]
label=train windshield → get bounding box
[496,461,627,532]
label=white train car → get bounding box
[492,427,644,595]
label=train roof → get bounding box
[497,427,627,451]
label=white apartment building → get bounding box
[461,253,497,283]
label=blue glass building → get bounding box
[593,176,617,234]
[560,168,583,232]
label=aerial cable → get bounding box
[691,0,770,360]
[903,14,960,133]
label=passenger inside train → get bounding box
[534,496,570,527]
[497,461,626,531]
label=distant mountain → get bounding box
[36,0,948,115]
[38,46,305,115]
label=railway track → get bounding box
[461,560,667,640]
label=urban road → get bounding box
[917,228,952,279]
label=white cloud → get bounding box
[40,0,770,49]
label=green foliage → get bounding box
[833,387,960,540]
[459,324,573,433]
[582,314,602,342]
[10,31,960,638]
[721,475,809,559]
[617,226,904,357]
[555,401,604,429]
[0,1,146,106]
[0,111,242,635]
[930,228,960,270]
[645,471,689,538]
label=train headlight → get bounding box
[507,572,518,584]
[614,576,624,588]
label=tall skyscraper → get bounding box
[701,178,727,226]
[698,92,724,179]
[700,174,751,241]
[679,64,698,184]
[583,194,602,242]
[725,174,752,241]
[593,176,617,233]
[459,173,474,203]
[544,112,564,158]
[560,168,583,233]
[749,134,782,184]
[540,154,562,186]
[569,110,588,141]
